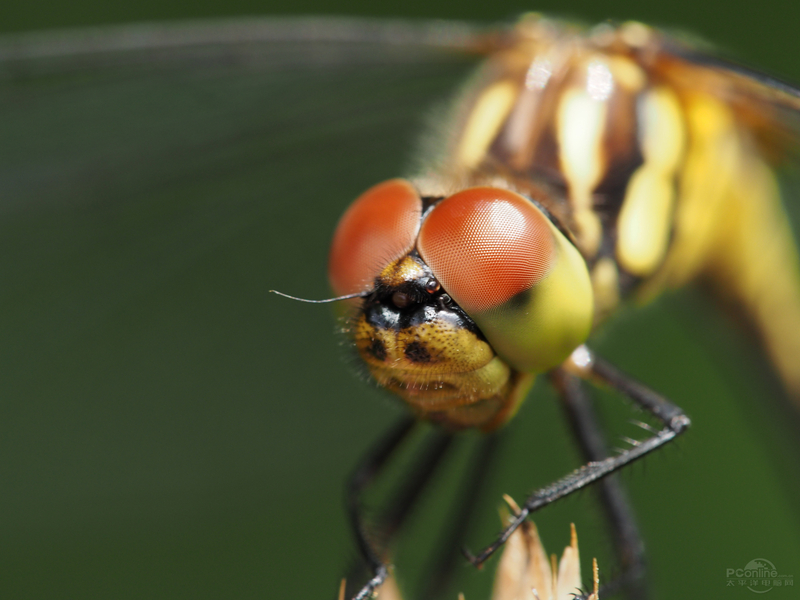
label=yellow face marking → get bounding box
[556,78,608,255]
[378,255,426,287]
[354,316,496,374]
[420,371,536,432]
[616,87,686,276]
[351,252,518,428]
[458,79,519,169]
[353,300,512,416]
[372,356,511,408]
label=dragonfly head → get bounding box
[328,179,594,429]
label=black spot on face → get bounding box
[404,341,431,363]
[367,339,387,361]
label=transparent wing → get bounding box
[0,16,496,212]
[0,16,495,65]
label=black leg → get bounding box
[378,430,454,543]
[345,417,455,600]
[463,344,690,568]
[551,368,648,600]
[345,416,416,600]
[420,432,503,599]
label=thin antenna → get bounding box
[269,289,365,303]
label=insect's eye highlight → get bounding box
[417,187,556,314]
[328,179,422,297]
[424,278,441,294]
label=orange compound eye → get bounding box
[417,188,555,314]
[328,179,422,296]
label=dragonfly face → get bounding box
[328,179,593,429]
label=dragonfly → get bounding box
[1,14,799,600]
[309,14,800,600]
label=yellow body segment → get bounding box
[616,88,685,275]
[458,80,519,169]
[713,158,800,396]
[637,94,739,295]
[556,84,607,256]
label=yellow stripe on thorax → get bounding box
[556,68,608,256]
[457,79,519,169]
[616,87,686,276]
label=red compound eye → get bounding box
[328,179,422,296]
[417,187,556,314]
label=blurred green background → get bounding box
[2,1,800,599]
